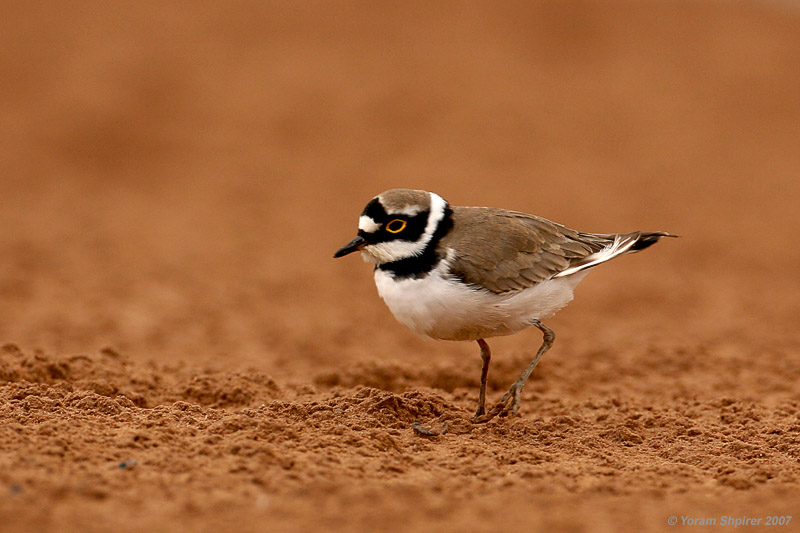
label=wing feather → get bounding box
[439,207,612,294]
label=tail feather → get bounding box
[554,231,677,278]
[629,231,679,252]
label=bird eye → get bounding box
[385,219,407,233]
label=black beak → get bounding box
[334,235,367,258]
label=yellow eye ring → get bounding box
[386,219,407,233]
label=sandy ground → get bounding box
[1,1,800,531]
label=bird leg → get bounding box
[471,320,554,424]
[472,339,491,419]
[504,320,554,417]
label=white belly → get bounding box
[374,264,588,341]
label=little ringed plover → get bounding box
[334,189,676,424]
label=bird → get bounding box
[334,189,676,424]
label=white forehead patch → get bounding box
[358,215,381,233]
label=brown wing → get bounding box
[439,207,612,293]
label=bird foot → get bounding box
[470,384,522,424]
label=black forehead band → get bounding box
[362,198,428,223]
[362,198,387,220]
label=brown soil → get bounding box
[2,2,799,532]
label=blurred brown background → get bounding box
[1,1,799,531]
